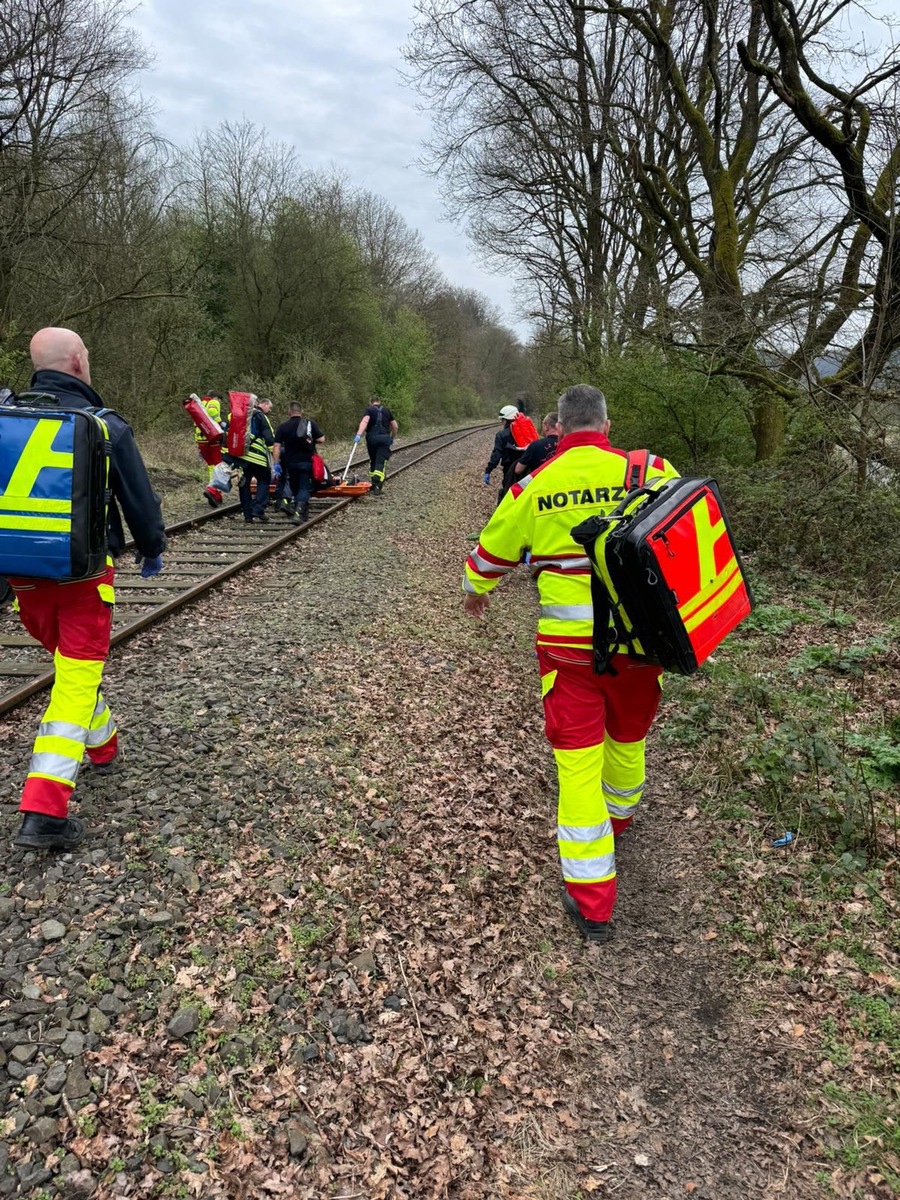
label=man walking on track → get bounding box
[236,396,276,523]
[8,327,166,851]
[273,401,325,523]
[462,384,678,943]
[354,395,397,494]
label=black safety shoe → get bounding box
[562,890,615,943]
[84,752,121,776]
[14,813,86,851]
[255,512,270,523]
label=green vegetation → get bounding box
[660,567,899,1188]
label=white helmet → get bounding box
[498,404,518,420]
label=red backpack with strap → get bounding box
[571,450,754,675]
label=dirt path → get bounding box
[0,432,821,1198]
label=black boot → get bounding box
[562,890,615,943]
[14,812,86,851]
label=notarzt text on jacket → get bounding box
[535,486,627,513]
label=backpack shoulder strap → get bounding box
[8,391,60,408]
[625,449,650,490]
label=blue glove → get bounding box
[140,555,163,579]
[483,472,491,486]
[353,434,361,444]
[272,462,282,479]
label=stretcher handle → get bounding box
[340,442,357,483]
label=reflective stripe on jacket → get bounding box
[464,431,678,650]
[241,411,274,467]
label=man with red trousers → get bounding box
[9,327,166,851]
[463,384,678,943]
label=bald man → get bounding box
[9,327,166,852]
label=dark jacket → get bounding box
[486,424,521,475]
[27,369,166,559]
[516,434,559,476]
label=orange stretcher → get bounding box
[315,481,371,497]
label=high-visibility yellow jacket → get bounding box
[241,410,275,468]
[464,431,679,652]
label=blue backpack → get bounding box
[0,392,111,579]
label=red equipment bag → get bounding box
[197,440,223,467]
[183,393,223,442]
[571,451,753,676]
[311,452,326,483]
[510,413,539,448]
[226,391,252,459]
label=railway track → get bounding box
[0,423,489,715]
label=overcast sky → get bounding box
[128,0,528,337]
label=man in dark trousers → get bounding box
[237,396,275,523]
[8,326,166,851]
[273,401,325,523]
[484,404,524,505]
[354,395,397,494]
[513,411,561,479]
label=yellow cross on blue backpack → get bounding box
[0,391,111,579]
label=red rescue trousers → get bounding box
[197,439,223,484]
[10,566,118,818]
[538,647,662,922]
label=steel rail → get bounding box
[0,424,488,716]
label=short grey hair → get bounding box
[557,384,607,430]
[543,411,559,431]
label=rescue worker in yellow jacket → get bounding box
[463,384,678,943]
[194,390,223,484]
[236,396,276,523]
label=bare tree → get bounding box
[407,0,899,459]
[740,0,900,473]
[0,0,148,338]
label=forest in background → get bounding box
[0,0,529,436]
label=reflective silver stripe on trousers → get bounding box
[541,604,594,621]
[463,578,480,595]
[87,714,116,747]
[557,820,613,844]
[604,796,642,818]
[560,853,617,881]
[604,780,645,798]
[607,777,648,796]
[28,751,81,783]
[38,720,87,743]
[469,549,515,575]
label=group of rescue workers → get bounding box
[191,391,398,522]
[4,324,701,950]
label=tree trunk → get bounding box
[752,388,784,460]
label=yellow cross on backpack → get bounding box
[0,392,111,579]
[571,451,754,675]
